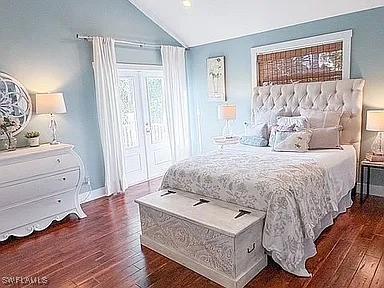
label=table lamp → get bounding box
[35,93,67,145]
[366,110,384,155]
[218,104,236,136]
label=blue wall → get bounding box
[0,0,179,190]
[187,6,384,175]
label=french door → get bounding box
[118,65,172,186]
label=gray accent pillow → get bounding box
[309,127,341,149]
[240,136,268,147]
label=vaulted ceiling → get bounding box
[129,0,384,47]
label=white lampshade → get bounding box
[218,104,236,120]
[35,93,67,114]
[366,110,384,131]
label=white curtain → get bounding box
[161,45,191,162]
[92,37,127,196]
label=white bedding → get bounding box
[226,144,357,202]
[161,145,356,276]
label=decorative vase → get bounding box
[28,137,40,147]
[4,136,17,151]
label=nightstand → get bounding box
[360,160,384,204]
[213,136,240,150]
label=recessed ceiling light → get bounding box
[182,0,192,7]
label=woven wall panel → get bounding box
[257,42,343,86]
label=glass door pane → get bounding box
[119,77,138,148]
[145,77,168,144]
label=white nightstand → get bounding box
[213,136,240,150]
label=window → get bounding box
[251,30,352,87]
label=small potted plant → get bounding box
[25,131,40,147]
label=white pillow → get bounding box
[300,108,342,128]
[273,130,312,152]
[277,116,309,129]
[268,124,296,147]
[268,117,308,147]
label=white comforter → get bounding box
[160,145,356,276]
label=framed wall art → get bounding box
[207,56,226,102]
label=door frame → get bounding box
[117,63,168,187]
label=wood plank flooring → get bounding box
[1,178,384,287]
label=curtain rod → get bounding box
[76,34,162,49]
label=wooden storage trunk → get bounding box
[135,190,267,288]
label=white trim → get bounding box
[127,174,163,188]
[117,63,163,71]
[128,0,188,48]
[251,30,352,89]
[79,187,106,204]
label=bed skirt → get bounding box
[268,190,353,277]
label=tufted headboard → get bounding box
[252,79,365,160]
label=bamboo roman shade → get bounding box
[257,42,343,86]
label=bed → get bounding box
[160,79,365,277]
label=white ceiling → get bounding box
[129,0,384,47]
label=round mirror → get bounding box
[0,72,32,135]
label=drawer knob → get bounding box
[57,199,62,203]
[62,177,66,181]
[56,158,61,163]
[247,243,256,254]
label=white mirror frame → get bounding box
[0,72,32,136]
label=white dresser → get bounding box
[0,144,86,241]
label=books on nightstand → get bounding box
[365,152,384,162]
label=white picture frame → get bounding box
[207,56,226,102]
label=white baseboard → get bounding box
[79,187,106,204]
[356,182,384,197]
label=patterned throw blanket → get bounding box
[160,150,336,276]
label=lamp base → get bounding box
[222,120,233,137]
[49,114,60,145]
[371,132,384,156]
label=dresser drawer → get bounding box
[0,190,77,235]
[0,153,80,185]
[0,170,80,209]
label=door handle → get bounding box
[144,122,151,133]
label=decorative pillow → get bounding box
[240,136,268,147]
[300,108,342,128]
[309,127,341,149]
[268,124,303,147]
[245,123,268,139]
[273,130,312,152]
[277,116,309,129]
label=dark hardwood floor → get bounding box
[1,178,384,288]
